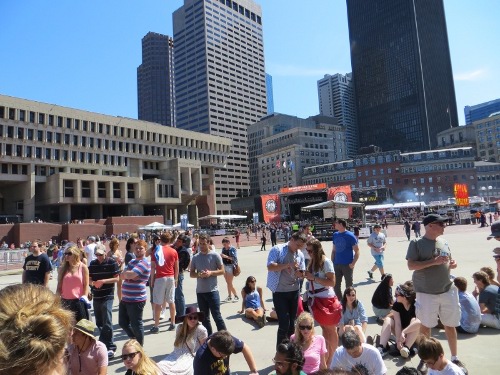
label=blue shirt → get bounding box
[458,291,481,333]
[332,231,358,265]
[266,243,305,293]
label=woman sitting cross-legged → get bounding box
[376,281,421,359]
[238,276,267,328]
[157,306,208,375]
[338,286,368,343]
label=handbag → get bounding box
[233,263,241,277]
[306,275,342,326]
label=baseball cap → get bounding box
[94,244,106,255]
[422,214,448,226]
[373,224,381,228]
[87,235,96,242]
[487,220,500,240]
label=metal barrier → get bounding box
[0,249,28,271]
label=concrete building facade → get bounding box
[318,73,358,158]
[173,0,267,213]
[248,113,347,195]
[0,95,231,223]
[474,113,500,162]
[137,32,176,127]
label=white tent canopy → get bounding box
[393,202,426,209]
[301,200,364,211]
[139,222,172,231]
[365,204,394,211]
[172,222,194,228]
[198,214,247,220]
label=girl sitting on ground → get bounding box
[238,276,267,327]
[371,273,394,325]
[339,286,368,343]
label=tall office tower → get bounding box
[266,73,274,115]
[346,0,458,152]
[465,98,500,125]
[318,73,358,158]
[173,0,267,214]
[137,32,176,127]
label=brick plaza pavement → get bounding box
[0,223,497,374]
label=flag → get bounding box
[276,160,280,168]
[289,160,294,170]
[154,244,165,266]
[283,160,287,169]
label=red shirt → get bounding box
[152,245,178,278]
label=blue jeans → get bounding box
[273,290,299,349]
[119,300,145,346]
[93,297,116,352]
[175,272,185,317]
[196,291,226,336]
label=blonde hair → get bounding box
[57,245,82,287]
[294,312,315,348]
[0,284,73,375]
[122,339,160,375]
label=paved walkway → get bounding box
[0,223,497,374]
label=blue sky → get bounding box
[1,0,498,125]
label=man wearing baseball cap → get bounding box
[487,220,500,240]
[406,213,466,374]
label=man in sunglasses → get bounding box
[88,244,120,358]
[406,213,466,374]
[272,339,306,375]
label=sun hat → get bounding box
[73,319,97,340]
[175,306,205,324]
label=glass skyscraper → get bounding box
[173,0,267,214]
[137,32,176,127]
[346,0,458,152]
[465,98,500,125]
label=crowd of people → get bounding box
[1,213,499,374]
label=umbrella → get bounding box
[139,222,172,231]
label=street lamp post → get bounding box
[415,191,424,215]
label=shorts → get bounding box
[415,285,460,328]
[152,276,175,305]
[373,306,391,319]
[224,264,234,275]
[371,254,384,268]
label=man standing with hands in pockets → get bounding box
[406,213,467,374]
[331,219,359,300]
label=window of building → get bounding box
[98,182,106,198]
[81,181,91,198]
[64,180,74,198]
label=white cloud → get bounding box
[454,68,487,81]
[267,63,344,77]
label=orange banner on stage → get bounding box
[261,194,281,223]
[280,183,327,194]
[454,183,469,206]
[327,185,353,202]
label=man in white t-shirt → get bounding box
[84,236,97,266]
[366,224,387,280]
[330,330,386,375]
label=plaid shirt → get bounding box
[266,243,305,293]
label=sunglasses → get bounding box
[121,352,139,361]
[64,252,73,256]
[95,253,105,257]
[348,294,356,297]
[187,315,199,321]
[249,279,256,283]
[299,325,313,331]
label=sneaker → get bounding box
[150,326,159,334]
[376,317,385,326]
[224,296,232,302]
[367,270,374,279]
[377,346,388,358]
[266,315,278,322]
[417,359,428,374]
[107,350,115,359]
[256,316,265,328]
[451,359,468,375]
[374,334,381,348]
[400,346,410,358]
[233,296,239,302]
[159,309,166,320]
[366,335,374,346]
[168,324,176,331]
